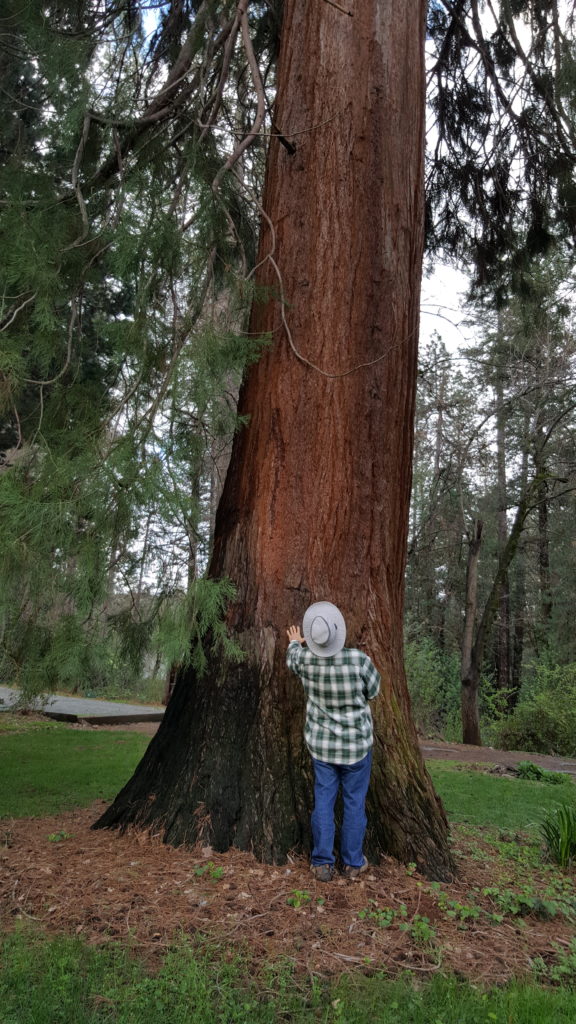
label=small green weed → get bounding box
[286,889,312,908]
[192,861,224,880]
[427,883,481,924]
[358,900,407,928]
[399,913,437,947]
[532,937,576,985]
[481,885,569,921]
[540,804,576,869]
[47,831,74,843]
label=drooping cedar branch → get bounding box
[427,0,576,296]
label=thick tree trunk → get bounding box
[95,0,454,880]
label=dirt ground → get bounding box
[2,722,576,983]
[419,739,576,776]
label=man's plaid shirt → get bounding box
[286,642,381,765]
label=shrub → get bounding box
[540,804,576,869]
[516,762,570,784]
[494,687,576,757]
[404,637,460,737]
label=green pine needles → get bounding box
[0,2,268,702]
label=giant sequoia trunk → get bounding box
[96,0,454,880]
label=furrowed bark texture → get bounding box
[96,0,454,880]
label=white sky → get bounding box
[420,263,475,354]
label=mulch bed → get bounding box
[1,802,574,984]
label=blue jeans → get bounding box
[310,750,372,868]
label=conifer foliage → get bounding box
[0,1,267,698]
[427,0,576,294]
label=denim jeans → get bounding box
[310,750,372,868]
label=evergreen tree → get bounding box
[0,1,265,697]
[407,253,576,742]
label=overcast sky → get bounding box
[420,262,476,354]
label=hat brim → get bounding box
[302,601,346,657]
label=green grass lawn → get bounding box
[3,928,576,1024]
[0,717,149,818]
[427,760,576,834]
[3,713,573,830]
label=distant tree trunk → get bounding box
[461,520,483,746]
[95,0,454,880]
[511,425,530,704]
[433,369,447,478]
[510,543,526,706]
[534,433,552,647]
[495,372,511,695]
[162,660,180,707]
[461,493,533,743]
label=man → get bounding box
[286,601,381,881]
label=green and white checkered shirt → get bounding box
[286,642,381,765]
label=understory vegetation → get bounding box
[406,640,576,756]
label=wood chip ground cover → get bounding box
[1,803,575,984]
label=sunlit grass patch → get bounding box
[427,760,576,834]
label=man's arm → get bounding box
[362,655,381,700]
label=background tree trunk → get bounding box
[510,424,531,703]
[461,493,533,743]
[495,371,511,696]
[461,520,483,745]
[96,0,454,880]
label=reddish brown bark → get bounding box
[96,0,454,880]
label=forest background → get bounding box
[2,0,576,759]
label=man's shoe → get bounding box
[342,856,368,880]
[311,863,334,882]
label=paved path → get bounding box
[0,686,164,725]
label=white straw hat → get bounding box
[302,601,346,657]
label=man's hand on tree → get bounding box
[286,625,305,645]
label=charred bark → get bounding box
[95,0,454,881]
